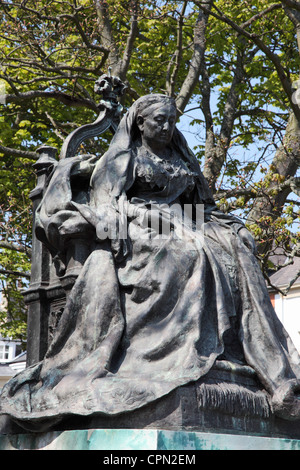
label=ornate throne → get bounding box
[23,73,126,366]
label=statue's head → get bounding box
[128,95,177,153]
[135,95,176,153]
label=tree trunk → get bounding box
[176,1,212,114]
[247,110,300,254]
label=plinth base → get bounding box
[2,361,300,440]
[0,428,300,450]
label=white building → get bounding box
[0,290,26,388]
[269,256,300,352]
[0,338,26,389]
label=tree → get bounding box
[0,0,299,339]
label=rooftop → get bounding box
[268,255,300,291]
[0,351,26,379]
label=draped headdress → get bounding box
[90,94,215,207]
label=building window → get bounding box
[0,344,10,361]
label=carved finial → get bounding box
[94,72,127,106]
[59,75,126,159]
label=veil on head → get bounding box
[91,94,215,205]
[109,94,176,149]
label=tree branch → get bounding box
[45,112,67,141]
[215,175,300,201]
[282,1,300,55]
[64,11,109,54]
[0,145,39,161]
[0,268,30,279]
[1,57,104,76]
[0,241,32,257]
[195,1,300,122]
[199,57,216,168]
[203,44,245,190]
[240,3,282,29]
[1,90,99,112]
[7,0,108,55]
[94,0,121,76]
[120,0,139,80]
[166,1,188,96]
[176,1,212,114]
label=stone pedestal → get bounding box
[1,360,300,441]
[0,428,300,450]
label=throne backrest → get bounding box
[24,74,126,366]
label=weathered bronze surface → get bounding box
[1,89,300,436]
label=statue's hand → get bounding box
[71,202,117,241]
[272,379,300,421]
[71,154,98,177]
[238,227,257,254]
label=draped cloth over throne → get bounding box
[1,93,300,433]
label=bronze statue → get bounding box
[1,93,300,433]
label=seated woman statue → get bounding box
[1,94,300,430]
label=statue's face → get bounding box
[137,102,176,152]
